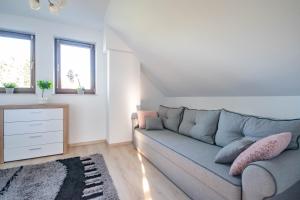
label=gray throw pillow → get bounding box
[158,105,184,132]
[215,138,254,164]
[179,109,220,144]
[215,110,249,147]
[145,117,163,130]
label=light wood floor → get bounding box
[0,142,190,200]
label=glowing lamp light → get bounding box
[29,0,41,10]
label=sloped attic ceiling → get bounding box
[105,0,300,96]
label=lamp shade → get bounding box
[29,0,40,10]
[49,2,59,13]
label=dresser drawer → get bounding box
[4,120,63,135]
[4,131,63,148]
[4,143,63,162]
[4,108,63,122]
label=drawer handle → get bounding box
[29,135,43,139]
[28,147,42,151]
[31,111,43,114]
[29,123,43,126]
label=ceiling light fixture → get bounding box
[29,0,41,10]
[48,1,60,13]
[29,0,66,14]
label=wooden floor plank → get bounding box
[0,143,190,200]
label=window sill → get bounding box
[0,91,35,95]
[55,89,96,95]
[0,92,36,95]
[0,88,35,94]
[53,93,98,96]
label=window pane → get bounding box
[60,44,91,89]
[0,36,31,88]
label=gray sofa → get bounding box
[132,106,300,200]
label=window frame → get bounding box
[0,29,35,94]
[54,38,96,95]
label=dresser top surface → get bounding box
[0,104,69,109]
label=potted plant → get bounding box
[66,69,85,94]
[37,80,53,103]
[77,86,85,95]
[3,82,17,94]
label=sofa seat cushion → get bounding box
[158,105,184,132]
[136,128,241,186]
[178,109,220,144]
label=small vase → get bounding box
[5,88,14,94]
[38,96,48,104]
[77,88,85,95]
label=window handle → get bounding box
[30,60,34,70]
[30,60,35,88]
[57,64,60,87]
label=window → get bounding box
[0,30,35,93]
[55,38,96,94]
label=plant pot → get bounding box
[5,88,14,94]
[38,96,48,104]
[77,88,85,95]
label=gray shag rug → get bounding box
[0,154,119,200]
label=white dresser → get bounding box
[0,104,69,163]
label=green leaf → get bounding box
[37,80,53,90]
[3,82,17,88]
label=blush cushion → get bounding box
[137,111,158,129]
[229,132,292,176]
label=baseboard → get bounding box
[105,140,132,146]
[69,139,105,147]
[69,139,132,147]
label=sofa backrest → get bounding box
[158,105,184,132]
[158,106,300,150]
[178,108,220,144]
[215,110,249,147]
[215,110,300,150]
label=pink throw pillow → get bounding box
[229,132,292,176]
[137,111,158,129]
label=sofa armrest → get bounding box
[242,149,300,200]
[131,113,139,148]
[131,112,139,129]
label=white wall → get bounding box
[106,50,140,144]
[164,96,300,119]
[103,26,133,53]
[104,27,140,144]
[0,14,107,144]
[140,69,164,110]
[104,27,164,111]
